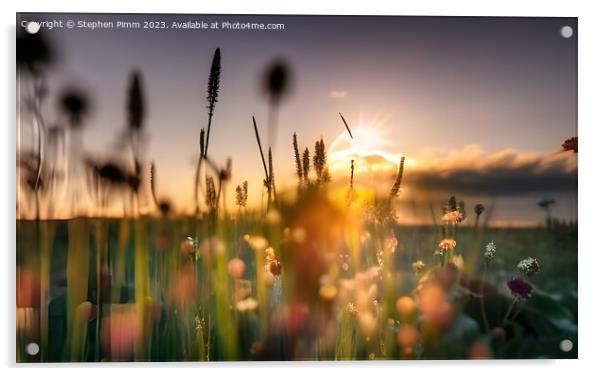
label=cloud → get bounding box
[327,144,577,197]
[328,89,348,98]
[406,145,577,196]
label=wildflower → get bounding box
[357,312,378,339]
[417,282,454,327]
[198,236,225,258]
[468,341,491,360]
[442,210,464,223]
[269,260,282,276]
[319,283,337,301]
[438,238,457,251]
[291,227,307,244]
[76,301,97,322]
[517,257,541,276]
[266,209,281,224]
[474,203,485,216]
[397,324,419,350]
[484,241,496,261]
[100,304,137,360]
[227,257,246,279]
[507,277,533,299]
[384,236,398,253]
[179,237,197,256]
[236,297,259,313]
[412,260,425,273]
[395,296,416,320]
[265,247,276,262]
[194,314,205,331]
[346,302,358,314]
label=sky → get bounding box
[16,14,577,224]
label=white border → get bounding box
[2,1,601,375]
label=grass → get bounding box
[16,208,577,361]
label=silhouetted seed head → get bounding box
[158,200,172,216]
[203,48,221,158]
[206,48,221,116]
[97,163,127,185]
[475,203,485,216]
[199,129,206,156]
[389,156,405,199]
[127,173,141,193]
[313,138,326,180]
[268,147,275,192]
[293,133,302,181]
[236,181,248,208]
[562,137,577,153]
[17,31,54,72]
[538,198,556,209]
[205,176,217,208]
[302,147,310,183]
[218,158,232,181]
[263,59,291,104]
[58,88,90,128]
[127,70,146,130]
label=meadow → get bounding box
[15,213,578,361]
[16,31,577,362]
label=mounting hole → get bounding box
[560,25,573,39]
[559,339,573,352]
[25,342,40,356]
[25,21,41,34]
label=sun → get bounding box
[327,124,403,175]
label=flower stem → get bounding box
[479,263,490,332]
[502,296,519,324]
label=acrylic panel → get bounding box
[16,13,578,362]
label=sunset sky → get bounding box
[17,14,577,224]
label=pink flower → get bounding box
[438,238,457,250]
[442,210,464,223]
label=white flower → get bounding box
[484,241,496,260]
